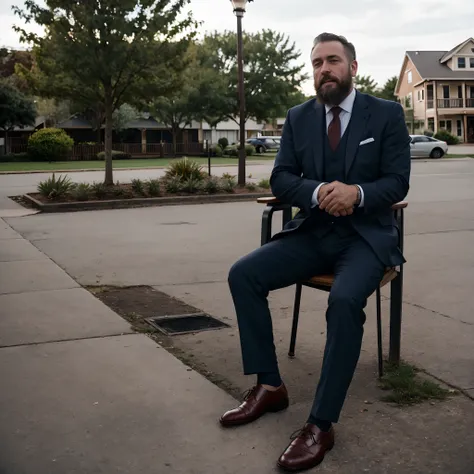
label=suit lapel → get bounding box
[310,101,325,180]
[345,91,370,177]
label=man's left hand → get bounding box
[319,181,359,216]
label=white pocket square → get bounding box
[359,138,375,146]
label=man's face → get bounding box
[311,40,358,106]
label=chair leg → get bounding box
[376,287,384,378]
[288,283,303,358]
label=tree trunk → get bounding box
[104,88,114,185]
[4,130,9,154]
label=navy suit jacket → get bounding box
[269,91,411,267]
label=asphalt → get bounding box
[1,159,474,473]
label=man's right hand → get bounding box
[317,183,354,217]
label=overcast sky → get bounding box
[2,0,474,94]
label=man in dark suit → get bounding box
[219,32,411,472]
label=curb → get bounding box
[0,161,274,175]
[23,192,273,213]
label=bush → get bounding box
[203,176,221,194]
[224,145,238,157]
[146,179,161,197]
[181,177,202,193]
[97,150,132,160]
[433,130,460,145]
[218,137,229,150]
[165,176,182,194]
[244,144,255,156]
[211,144,223,157]
[165,158,205,182]
[423,130,434,137]
[223,144,255,157]
[246,183,257,191]
[91,182,107,198]
[131,178,146,196]
[37,173,74,199]
[71,183,91,201]
[28,128,74,162]
[222,176,236,193]
[258,178,271,189]
[0,152,30,162]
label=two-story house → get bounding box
[395,37,474,142]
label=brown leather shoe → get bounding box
[277,423,335,472]
[219,384,289,427]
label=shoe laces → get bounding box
[290,426,319,444]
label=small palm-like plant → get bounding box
[164,158,205,182]
[71,183,91,201]
[37,173,74,199]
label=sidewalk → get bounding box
[1,204,474,473]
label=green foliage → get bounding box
[91,182,107,198]
[221,173,235,180]
[181,177,202,193]
[97,150,132,160]
[71,182,91,201]
[37,173,74,199]
[379,361,451,406]
[0,81,36,153]
[245,144,255,156]
[165,176,182,194]
[376,76,398,102]
[131,178,146,196]
[222,176,236,193]
[146,179,161,197]
[434,130,460,145]
[112,104,139,133]
[13,0,198,184]
[164,158,205,182]
[218,137,229,149]
[354,75,378,95]
[423,130,434,137]
[258,178,271,189]
[245,183,257,191]
[197,30,308,124]
[28,128,73,162]
[212,144,223,157]
[0,152,30,162]
[203,176,221,194]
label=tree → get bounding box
[0,81,36,153]
[377,76,398,102]
[198,30,308,125]
[354,75,378,95]
[112,104,139,138]
[0,48,33,93]
[13,0,197,185]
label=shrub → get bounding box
[221,172,235,180]
[0,152,30,162]
[131,178,146,196]
[113,185,127,197]
[146,179,161,197]
[423,130,434,137]
[211,144,223,157]
[203,176,221,194]
[433,130,460,145]
[71,183,91,201]
[37,173,74,199]
[218,137,229,149]
[28,128,74,162]
[181,177,202,193]
[96,150,132,160]
[246,183,257,191]
[258,178,271,189]
[91,182,107,198]
[165,176,182,194]
[224,145,238,157]
[222,176,236,193]
[244,144,255,156]
[164,158,205,182]
[223,144,255,157]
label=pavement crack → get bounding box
[0,332,137,349]
[401,300,473,326]
[406,228,474,236]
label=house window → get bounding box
[457,120,462,137]
[440,120,452,132]
[458,57,466,68]
[470,58,474,68]
[407,71,412,83]
[442,85,450,98]
[458,86,463,98]
[428,118,434,131]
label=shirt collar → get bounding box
[325,88,356,115]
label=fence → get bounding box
[7,140,206,159]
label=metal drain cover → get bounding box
[146,313,230,336]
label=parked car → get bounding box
[409,135,448,158]
[246,136,281,153]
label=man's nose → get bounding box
[321,61,332,74]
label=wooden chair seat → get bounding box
[308,267,398,289]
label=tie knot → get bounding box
[331,106,342,118]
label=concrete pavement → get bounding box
[1,159,474,472]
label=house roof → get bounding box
[439,37,474,63]
[406,50,474,81]
[57,116,93,129]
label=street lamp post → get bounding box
[230,0,251,186]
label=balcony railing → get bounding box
[427,99,434,109]
[467,98,474,107]
[437,98,463,108]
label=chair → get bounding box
[257,196,407,378]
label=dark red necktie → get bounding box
[328,106,342,151]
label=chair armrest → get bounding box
[257,196,280,205]
[392,201,408,210]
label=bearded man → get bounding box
[219,32,411,472]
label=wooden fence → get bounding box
[7,140,206,160]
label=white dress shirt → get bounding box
[311,87,365,208]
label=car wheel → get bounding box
[256,145,264,153]
[430,148,444,158]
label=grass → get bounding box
[444,153,474,158]
[0,155,276,172]
[378,360,453,406]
